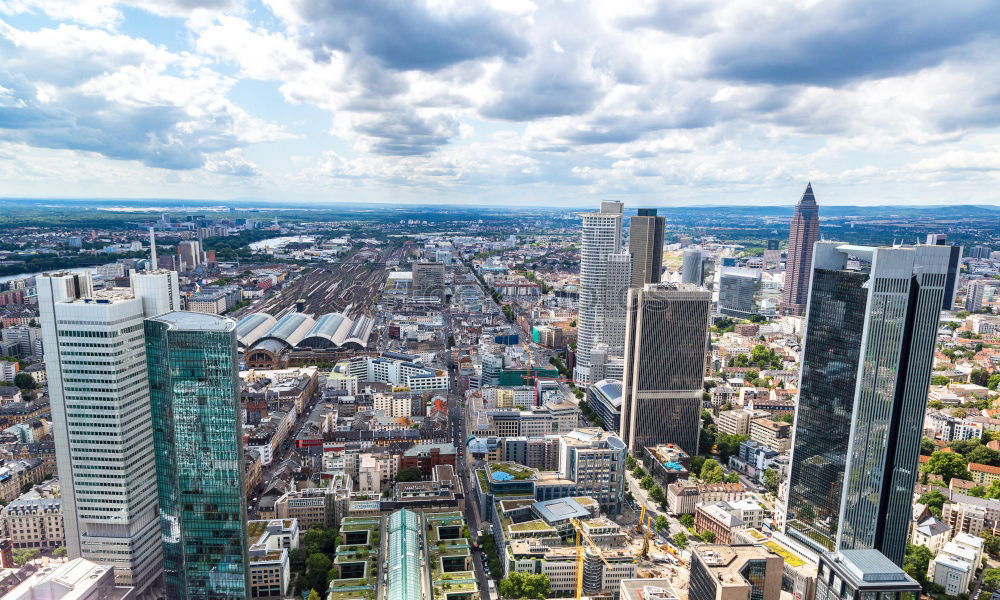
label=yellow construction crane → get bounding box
[634,505,655,559]
[571,518,612,600]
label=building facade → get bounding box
[629,209,665,287]
[146,311,249,600]
[620,284,710,456]
[37,270,176,591]
[781,183,820,316]
[784,242,953,565]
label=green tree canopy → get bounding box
[700,459,724,483]
[672,532,688,548]
[499,572,551,599]
[763,469,780,495]
[13,372,35,390]
[917,489,948,516]
[903,544,933,584]
[396,466,422,482]
[924,450,972,483]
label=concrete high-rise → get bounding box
[574,201,625,386]
[966,280,988,312]
[719,269,761,318]
[781,183,820,315]
[145,311,249,599]
[629,209,665,287]
[37,269,179,591]
[177,240,203,271]
[619,283,710,456]
[681,248,704,286]
[784,242,953,565]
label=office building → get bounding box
[586,378,623,432]
[925,234,962,310]
[629,208,665,287]
[146,311,249,599]
[682,248,705,286]
[689,544,782,600]
[814,550,920,600]
[968,246,992,259]
[412,261,446,301]
[781,183,820,315]
[37,270,177,591]
[719,269,761,318]
[784,242,953,565]
[620,284,710,456]
[3,558,132,599]
[558,428,627,514]
[575,201,625,386]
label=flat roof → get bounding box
[150,310,235,332]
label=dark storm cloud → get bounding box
[291,0,528,72]
[707,0,1000,85]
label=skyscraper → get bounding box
[619,283,710,456]
[781,183,820,315]
[37,270,178,591]
[574,201,625,386]
[718,269,761,318]
[145,311,249,599]
[412,261,446,302]
[784,242,952,565]
[681,248,704,286]
[629,208,665,287]
[925,234,962,311]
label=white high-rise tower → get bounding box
[37,268,179,591]
[574,201,625,386]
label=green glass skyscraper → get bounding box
[145,311,249,600]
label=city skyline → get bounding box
[1,2,1000,206]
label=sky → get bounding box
[1,0,999,207]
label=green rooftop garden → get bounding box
[491,463,535,480]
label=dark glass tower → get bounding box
[629,208,665,287]
[145,311,249,600]
[619,283,710,456]
[781,183,820,315]
[784,242,952,566]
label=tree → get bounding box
[918,489,948,516]
[649,485,667,507]
[983,531,1000,556]
[777,413,794,424]
[989,374,1000,391]
[12,548,40,566]
[626,455,638,471]
[499,572,551,599]
[13,372,35,390]
[701,530,716,543]
[763,469,780,495]
[308,591,322,600]
[903,544,933,584]
[971,369,990,387]
[655,515,670,533]
[640,476,655,490]
[970,485,987,498]
[984,567,1000,592]
[921,437,937,456]
[716,434,749,461]
[968,446,1000,467]
[924,450,972,483]
[987,480,1000,500]
[304,552,332,594]
[725,472,740,484]
[679,514,695,528]
[53,546,66,557]
[931,375,951,386]
[700,459,724,483]
[396,467,422,482]
[672,532,688,548]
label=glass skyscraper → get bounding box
[784,242,952,566]
[145,311,249,599]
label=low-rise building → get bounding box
[2,558,132,599]
[814,550,919,600]
[247,519,299,599]
[749,419,792,453]
[689,544,783,600]
[911,516,950,554]
[401,443,457,479]
[667,480,699,515]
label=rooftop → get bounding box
[149,310,235,331]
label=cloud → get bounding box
[705,0,1000,85]
[0,21,287,170]
[270,0,527,72]
[351,110,460,156]
[204,148,260,176]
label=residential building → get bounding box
[781,183,820,316]
[689,544,782,600]
[785,242,953,565]
[910,516,950,554]
[0,478,63,550]
[749,419,792,453]
[667,480,699,515]
[146,311,249,599]
[37,270,177,590]
[943,493,1000,538]
[716,409,761,437]
[814,550,920,600]
[575,201,626,385]
[698,483,747,504]
[620,283,710,456]
[929,538,980,597]
[629,208,665,287]
[400,443,458,479]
